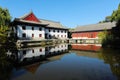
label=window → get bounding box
[39,27,42,31]
[32,34,34,37]
[49,29,51,32]
[39,34,42,37]
[32,49,34,53]
[58,35,59,37]
[61,30,63,33]
[53,29,55,32]
[57,30,59,33]
[23,50,26,54]
[65,35,66,37]
[22,33,26,37]
[32,27,34,30]
[49,35,51,38]
[22,26,26,30]
[39,49,42,52]
[61,35,63,37]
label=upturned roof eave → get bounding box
[13,18,49,26]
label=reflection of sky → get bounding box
[11,53,117,80]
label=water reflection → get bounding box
[7,44,68,66]
[100,49,120,80]
[1,44,120,80]
[0,46,13,80]
[71,44,101,51]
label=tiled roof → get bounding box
[73,22,116,32]
[15,11,68,29]
[14,18,48,26]
[40,19,68,29]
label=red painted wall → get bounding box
[71,44,101,51]
[72,31,100,38]
[23,13,40,22]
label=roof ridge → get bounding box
[39,18,60,23]
[74,22,116,32]
[76,22,115,28]
[19,11,33,19]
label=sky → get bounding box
[0,0,120,28]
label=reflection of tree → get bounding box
[0,46,13,80]
[101,49,120,80]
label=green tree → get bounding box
[0,7,11,45]
[99,4,120,48]
[111,4,120,22]
[100,4,120,23]
[98,29,114,47]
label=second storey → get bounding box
[12,11,68,40]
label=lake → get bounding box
[0,44,120,80]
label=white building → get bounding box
[12,11,68,40]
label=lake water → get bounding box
[0,44,120,80]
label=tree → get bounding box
[100,4,120,23]
[111,4,120,22]
[98,29,114,47]
[0,7,11,45]
[101,4,120,48]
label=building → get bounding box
[72,22,116,44]
[12,11,68,40]
[6,44,68,63]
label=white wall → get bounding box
[17,25,45,40]
[45,28,68,39]
[16,25,68,40]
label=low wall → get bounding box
[16,39,68,48]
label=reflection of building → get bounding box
[7,44,68,65]
[45,44,68,57]
[18,47,45,62]
[72,22,115,43]
[12,11,68,40]
[7,47,46,63]
[71,44,101,51]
